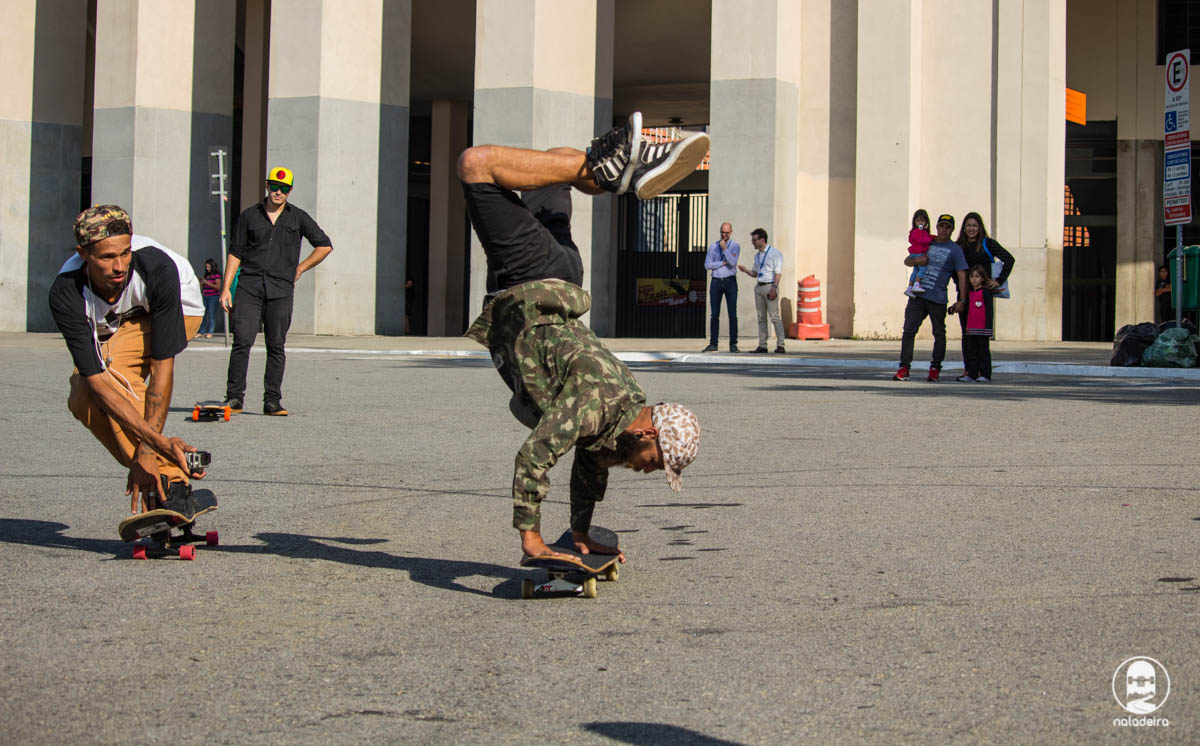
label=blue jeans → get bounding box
[709,275,738,347]
[199,295,220,335]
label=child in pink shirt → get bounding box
[956,265,995,382]
[905,209,933,296]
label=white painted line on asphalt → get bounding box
[184,346,1200,379]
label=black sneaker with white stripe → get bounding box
[630,130,711,200]
[587,111,642,195]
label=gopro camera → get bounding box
[186,450,211,473]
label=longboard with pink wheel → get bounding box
[117,489,219,560]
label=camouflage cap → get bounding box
[73,205,132,247]
[652,402,700,492]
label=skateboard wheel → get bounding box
[132,545,147,560]
[192,409,199,422]
[205,530,219,546]
[521,579,533,599]
[583,577,597,599]
[222,407,230,421]
[605,564,619,582]
[179,545,196,561]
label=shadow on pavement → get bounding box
[0,520,522,598]
[582,722,746,746]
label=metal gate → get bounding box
[615,191,708,337]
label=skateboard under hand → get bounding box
[117,489,219,560]
[519,526,621,599]
[192,401,231,422]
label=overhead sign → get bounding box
[1164,49,1192,226]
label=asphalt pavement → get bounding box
[1,332,1197,744]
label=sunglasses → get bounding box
[267,182,292,194]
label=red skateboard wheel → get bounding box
[179,545,196,561]
[132,545,147,560]
[192,409,199,422]
[222,407,230,421]
[205,530,219,546]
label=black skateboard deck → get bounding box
[117,489,219,560]
[520,526,621,598]
[192,401,231,422]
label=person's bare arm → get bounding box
[905,254,929,267]
[295,245,333,282]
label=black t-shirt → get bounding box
[49,246,187,377]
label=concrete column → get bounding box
[92,0,235,264]
[709,0,802,342]
[266,0,411,335]
[851,1,922,339]
[428,100,469,336]
[469,0,611,324]
[994,0,1066,340]
[1,0,86,332]
[1115,140,1161,326]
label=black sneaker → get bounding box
[587,112,642,195]
[631,131,711,200]
[751,347,768,354]
[702,344,718,352]
[774,346,786,354]
[263,401,289,416]
[223,397,243,413]
[729,345,740,353]
[162,481,198,519]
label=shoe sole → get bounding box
[634,132,710,200]
[264,410,288,416]
[616,112,643,195]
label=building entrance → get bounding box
[1063,120,1117,341]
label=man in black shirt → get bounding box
[220,167,333,416]
[49,205,208,515]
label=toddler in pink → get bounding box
[905,208,932,296]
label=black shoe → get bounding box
[702,344,718,352]
[774,346,786,354]
[751,347,768,354]
[162,481,198,519]
[263,401,289,416]
[632,131,711,200]
[587,112,642,195]
[729,345,740,353]
[223,397,243,413]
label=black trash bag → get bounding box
[1110,322,1158,366]
[1157,318,1196,334]
[1143,328,1200,368]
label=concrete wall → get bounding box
[1,0,87,332]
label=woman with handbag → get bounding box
[955,212,1015,296]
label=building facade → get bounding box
[2,0,1192,341]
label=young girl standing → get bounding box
[905,209,933,295]
[956,265,995,382]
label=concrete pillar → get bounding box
[469,0,613,326]
[994,0,1066,340]
[266,0,411,335]
[709,0,803,342]
[1,0,86,332]
[851,1,922,339]
[91,0,235,265]
[428,99,469,336]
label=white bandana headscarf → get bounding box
[651,402,700,492]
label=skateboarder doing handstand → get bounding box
[460,112,704,562]
[49,205,207,516]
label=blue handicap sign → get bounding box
[1166,111,1178,132]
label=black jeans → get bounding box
[899,296,947,369]
[709,275,738,346]
[225,285,294,404]
[962,335,992,378]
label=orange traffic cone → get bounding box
[788,275,830,340]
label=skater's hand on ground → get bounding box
[572,531,626,564]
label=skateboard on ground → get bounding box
[117,489,219,560]
[519,526,621,599]
[192,400,231,422]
